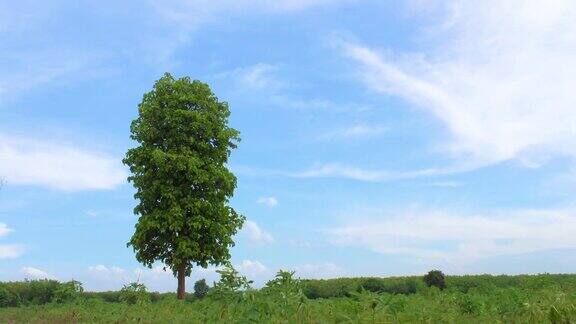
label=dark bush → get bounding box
[360,278,418,295]
[0,287,20,307]
[361,278,386,293]
[194,279,210,299]
[386,280,417,295]
[424,270,446,290]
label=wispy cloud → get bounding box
[294,262,344,279]
[0,134,126,191]
[0,223,11,237]
[243,220,274,245]
[235,162,471,182]
[293,162,470,182]
[328,206,576,263]
[257,196,278,207]
[318,124,388,141]
[217,63,285,91]
[151,0,353,63]
[0,223,24,259]
[0,244,24,259]
[339,0,576,168]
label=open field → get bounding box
[1,273,576,323]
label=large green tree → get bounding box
[123,73,244,299]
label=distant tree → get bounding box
[360,278,385,293]
[124,73,244,300]
[423,270,446,290]
[193,279,210,299]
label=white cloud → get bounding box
[0,223,24,259]
[0,223,11,237]
[294,262,344,279]
[295,163,391,181]
[328,207,576,263]
[220,63,284,90]
[293,162,467,182]
[88,265,127,280]
[257,196,278,207]
[0,135,126,190]
[236,260,269,279]
[340,0,576,168]
[21,266,54,280]
[244,220,274,245]
[0,244,24,259]
[319,125,388,141]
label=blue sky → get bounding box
[2,0,576,291]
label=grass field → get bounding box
[1,271,576,323]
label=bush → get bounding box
[361,278,386,293]
[424,270,446,290]
[0,287,20,307]
[209,264,253,299]
[119,282,150,305]
[360,278,418,295]
[53,280,83,303]
[0,280,61,306]
[194,279,210,300]
[264,270,303,299]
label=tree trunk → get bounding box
[177,265,186,300]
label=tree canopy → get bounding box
[123,73,244,298]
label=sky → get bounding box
[2,0,576,292]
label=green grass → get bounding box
[1,273,576,323]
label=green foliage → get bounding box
[119,282,150,305]
[0,287,20,307]
[123,73,244,279]
[424,270,446,290]
[53,280,83,303]
[2,273,576,322]
[0,280,61,306]
[193,279,210,299]
[264,270,305,301]
[209,264,253,299]
[360,277,418,295]
[303,277,420,299]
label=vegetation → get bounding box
[1,272,576,322]
[424,269,446,290]
[123,73,244,299]
[193,279,210,300]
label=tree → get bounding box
[193,279,210,299]
[423,270,446,290]
[123,73,244,300]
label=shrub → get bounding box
[119,282,150,305]
[193,279,210,300]
[264,270,303,298]
[360,278,418,295]
[209,264,253,299]
[53,280,83,303]
[0,287,20,307]
[361,278,386,293]
[386,280,417,295]
[1,280,61,305]
[424,270,446,290]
